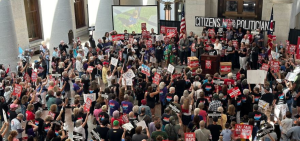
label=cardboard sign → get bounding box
[83,98,92,112]
[153,73,161,85]
[258,100,269,110]
[271,60,280,73]
[289,44,296,54]
[31,72,38,82]
[136,120,147,129]
[169,103,180,113]
[234,124,253,139]
[87,66,94,73]
[146,40,153,48]
[261,63,269,72]
[247,70,266,84]
[12,84,22,98]
[205,60,211,69]
[83,93,96,102]
[207,111,222,117]
[208,29,215,37]
[112,34,125,41]
[257,125,273,138]
[184,133,196,141]
[141,64,150,76]
[111,57,118,66]
[228,87,241,98]
[141,23,146,30]
[160,26,166,34]
[167,64,175,73]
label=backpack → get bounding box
[165,124,178,140]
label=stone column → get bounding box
[0,0,19,70]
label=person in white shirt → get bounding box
[11,114,24,140]
[106,64,117,87]
[278,111,293,140]
[52,47,59,58]
[84,42,90,57]
[241,35,250,45]
[4,86,12,102]
[74,112,89,140]
[213,39,222,55]
[75,56,84,78]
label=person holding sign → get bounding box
[145,86,160,116]
[74,111,89,140]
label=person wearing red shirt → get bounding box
[224,73,235,88]
[246,30,253,43]
[26,104,35,121]
[110,110,123,127]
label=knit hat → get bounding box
[113,120,119,126]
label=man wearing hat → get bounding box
[107,120,124,141]
[8,103,18,121]
[139,99,152,117]
[208,94,222,112]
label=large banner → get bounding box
[195,16,275,31]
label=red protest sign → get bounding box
[220,66,231,73]
[153,73,161,85]
[166,32,176,38]
[119,51,123,61]
[191,43,196,52]
[234,124,253,139]
[160,26,166,34]
[289,44,296,54]
[31,72,38,82]
[12,84,22,98]
[24,73,30,82]
[184,133,196,141]
[297,37,300,59]
[208,29,215,37]
[146,40,153,48]
[261,63,269,72]
[228,87,241,98]
[205,60,211,69]
[166,27,177,34]
[141,23,146,30]
[84,98,92,112]
[112,34,125,41]
[164,37,170,43]
[87,66,94,73]
[271,61,280,73]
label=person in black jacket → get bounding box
[250,42,259,70]
[89,34,96,49]
[0,96,12,124]
[59,40,68,55]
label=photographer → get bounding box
[59,40,69,55]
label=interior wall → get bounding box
[120,0,156,5]
[290,0,300,29]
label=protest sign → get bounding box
[160,26,166,34]
[258,55,263,64]
[261,63,269,72]
[153,73,161,85]
[289,44,296,54]
[169,103,180,113]
[111,57,118,66]
[122,78,133,86]
[157,67,162,74]
[31,72,37,82]
[122,123,134,131]
[24,73,30,82]
[234,124,253,139]
[167,64,175,73]
[150,56,156,63]
[146,40,152,48]
[73,131,84,141]
[258,100,269,110]
[122,114,129,123]
[136,120,147,129]
[285,72,297,81]
[12,84,22,98]
[118,51,123,61]
[141,64,150,76]
[247,70,266,84]
[90,129,101,141]
[156,34,164,41]
[271,51,279,59]
[208,29,215,37]
[271,60,280,73]
[207,111,222,117]
[141,23,146,30]
[228,87,241,98]
[257,125,273,138]
[83,98,92,112]
[101,94,108,99]
[166,32,175,38]
[232,40,238,49]
[286,40,290,46]
[87,66,94,73]
[184,133,196,141]
[48,111,56,119]
[166,27,177,34]
[112,34,124,41]
[205,60,211,69]
[83,93,96,102]
[123,69,135,79]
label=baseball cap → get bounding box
[141,99,147,105]
[103,62,109,65]
[10,103,18,109]
[113,120,119,126]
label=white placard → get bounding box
[150,56,156,63]
[2,109,7,122]
[122,123,134,131]
[271,51,279,59]
[167,64,175,73]
[122,78,133,86]
[136,120,147,129]
[247,70,266,84]
[156,35,163,41]
[258,100,269,110]
[123,69,135,79]
[83,93,96,102]
[293,67,300,74]
[101,94,108,99]
[285,72,297,82]
[111,57,118,66]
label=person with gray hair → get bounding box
[121,94,133,114]
[165,87,176,106]
[35,110,45,140]
[4,86,12,102]
[195,120,211,141]
[240,89,253,119]
[74,112,89,140]
[11,114,25,140]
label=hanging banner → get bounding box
[195,16,275,31]
[12,84,22,98]
[228,87,241,98]
[205,60,211,69]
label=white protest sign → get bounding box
[111,57,118,66]
[285,72,297,82]
[136,120,147,129]
[122,123,134,131]
[258,100,269,110]
[167,64,175,73]
[122,78,133,86]
[293,66,300,74]
[169,103,180,113]
[101,94,108,99]
[157,67,162,74]
[247,70,266,84]
[123,69,135,79]
[271,51,279,59]
[2,109,7,122]
[150,56,156,63]
[83,93,96,102]
[156,34,164,41]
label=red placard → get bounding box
[261,63,269,72]
[160,26,166,34]
[87,66,94,73]
[12,84,22,98]
[172,74,181,79]
[191,43,196,52]
[220,66,231,73]
[152,73,161,85]
[112,34,125,41]
[272,35,276,41]
[271,61,280,73]
[232,40,238,49]
[289,44,296,54]
[297,37,300,59]
[141,23,146,30]
[24,73,30,82]
[166,32,176,38]
[84,98,92,112]
[119,51,123,61]
[258,55,263,64]
[164,37,170,43]
[205,60,211,69]
[228,87,241,98]
[48,111,56,119]
[166,27,177,34]
[146,40,153,48]
[286,40,290,46]
[184,133,196,141]
[234,124,253,139]
[31,72,38,82]
[208,29,215,37]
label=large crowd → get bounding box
[1,26,300,141]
